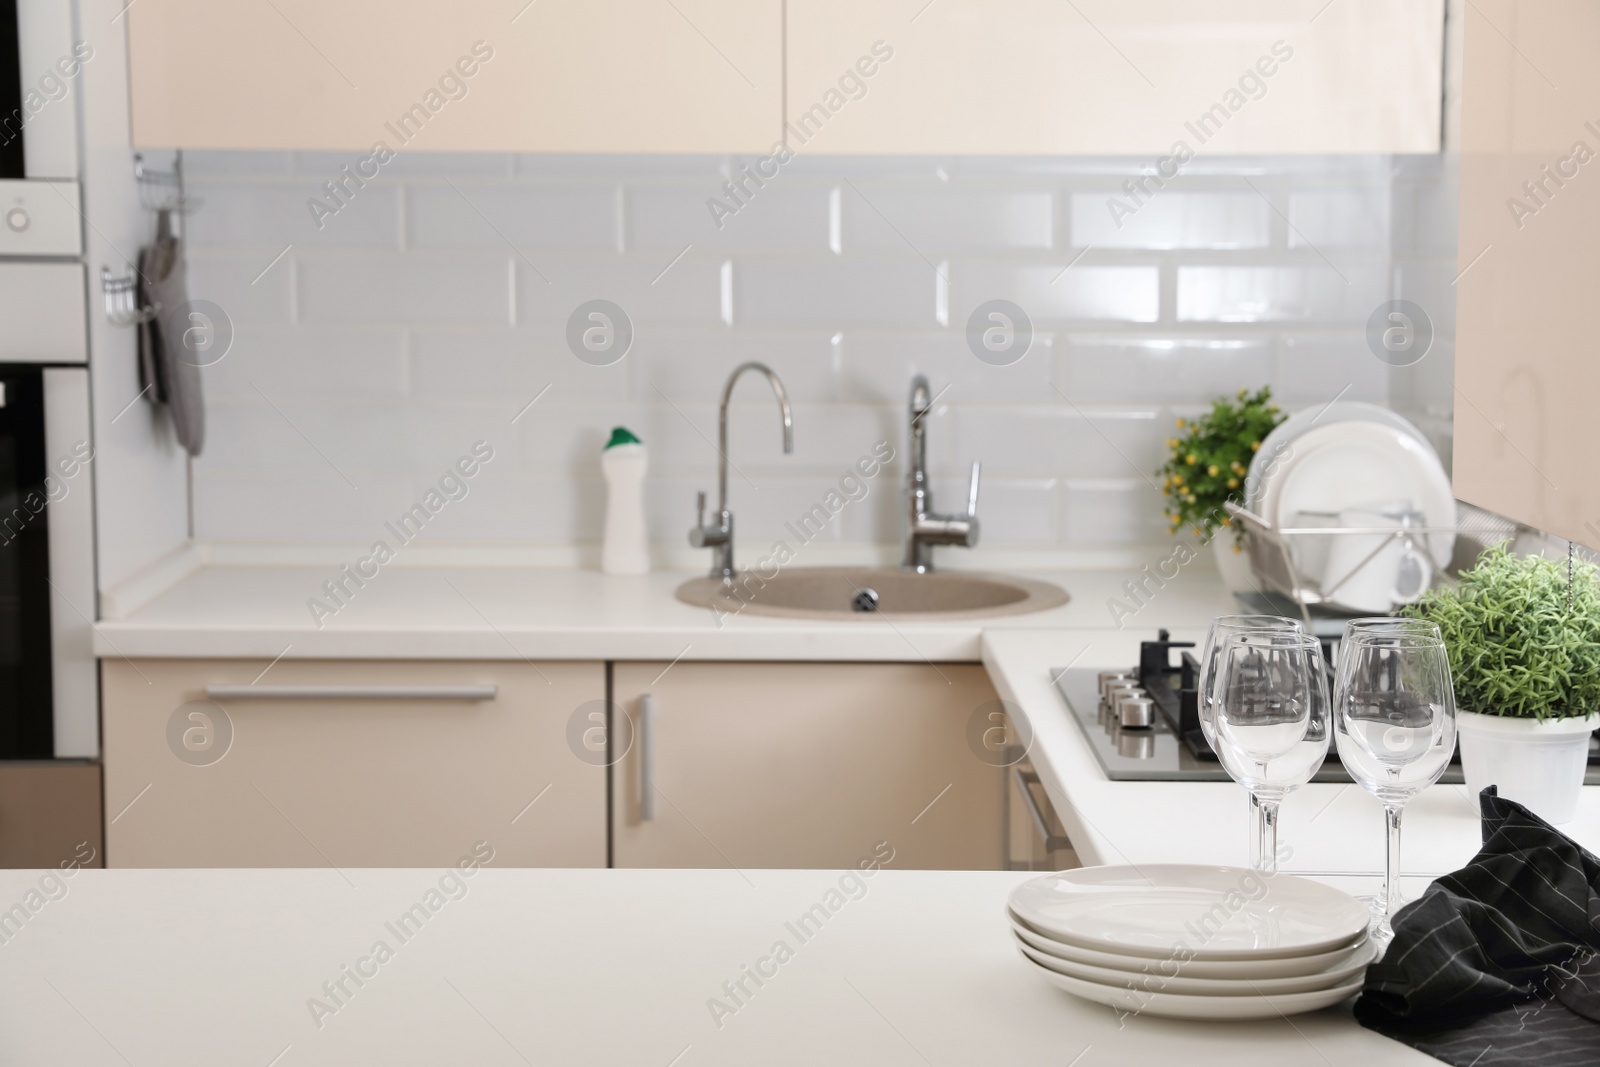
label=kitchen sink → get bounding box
[674,567,1068,620]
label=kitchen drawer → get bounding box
[102,659,604,868]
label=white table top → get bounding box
[2,867,1437,1066]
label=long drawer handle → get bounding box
[1012,767,1073,854]
[205,685,498,701]
[639,694,655,822]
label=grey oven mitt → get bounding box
[136,207,205,456]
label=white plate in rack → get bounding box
[1007,865,1370,961]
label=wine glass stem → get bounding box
[1384,804,1403,921]
[1258,798,1280,874]
[1249,793,1264,869]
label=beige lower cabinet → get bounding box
[611,662,1002,870]
[101,660,605,868]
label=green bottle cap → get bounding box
[605,426,642,449]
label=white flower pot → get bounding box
[1210,536,1255,593]
[1456,710,1599,825]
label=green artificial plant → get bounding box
[1400,542,1600,720]
[1157,386,1284,547]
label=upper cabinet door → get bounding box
[785,0,1444,154]
[1455,0,1600,548]
[127,0,782,152]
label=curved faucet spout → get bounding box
[717,361,794,514]
[689,362,795,583]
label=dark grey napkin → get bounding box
[136,207,205,456]
[1355,787,1600,1065]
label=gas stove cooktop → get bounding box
[1054,630,1600,785]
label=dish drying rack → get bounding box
[101,152,201,327]
[1222,500,1461,628]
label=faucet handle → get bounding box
[696,490,706,527]
[966,461,981,518]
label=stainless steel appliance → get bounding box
[1054,630,1600,786]
[0,0,100,866]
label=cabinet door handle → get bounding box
[638,694,655,822]
[205,685,497,701]
[1012,767,1072,854]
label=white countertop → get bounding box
[92,561,1234,660]
[984,628,1600,877]
[3,866,1436,1066]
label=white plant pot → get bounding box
[1456,710,1599,825]
[1210,536,1255,593]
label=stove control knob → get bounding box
[5,208,29,233]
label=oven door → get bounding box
[0,0,21,180]
[0,364,53,756]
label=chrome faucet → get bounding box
[689,362,794,582]
[904,375,979,573]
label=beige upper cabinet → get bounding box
[1454,0,1600,548]
[785,0,1444,154]
[127,0,782,152]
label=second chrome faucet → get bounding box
[904,375,980,573]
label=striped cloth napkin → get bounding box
[1356,787,1600,1066]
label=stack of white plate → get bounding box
[1008,865,1378,1020]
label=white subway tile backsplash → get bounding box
[516,259,725,325]
[410,328,629,401]
[186,253,295,324]
[1176,264,1386,323]
[628,329,837,404]
[1069,192,1269,249]
[1062,480,1168,543]
[1059,337,1274,404]
[1276,334,1388,406]
[407,184,619,251]
[953,264,1159,324]
[735,260,937,326]
[193,473,419,542]
[186,182,402,250]
[1288,189,1390,249]
[175,151,1449,550]
[297,255,510,325]
[841,188,1054,252]
[954,406,1164,481]
[629,183,833,253]
[836,331,1056,405]
[201,327,407,400]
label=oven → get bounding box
[0,0,100,866]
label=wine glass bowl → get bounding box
[1211,629,1332,874]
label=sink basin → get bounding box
[675,567,1068,620]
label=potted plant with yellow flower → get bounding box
[1157,387,1284,592]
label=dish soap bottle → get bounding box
[601,427,649,575]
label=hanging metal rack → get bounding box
[101,151,200,326]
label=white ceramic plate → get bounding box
[1015,937,1377,997]
[1009,917,1374,980]
[1246,401,1432,510]
[1008,865,1370,961]
[1018,949,1366,1021]
[1262,421,1455,576]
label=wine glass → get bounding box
[1334,629,1456,942]
[1335,616,1442,677]
[1198,614,1304,867]
[1212,630,1331,874]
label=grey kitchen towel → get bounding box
[1355,786,1600,1066]
[136,207,205,456]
